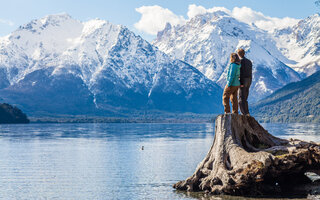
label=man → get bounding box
[237,49,252,116]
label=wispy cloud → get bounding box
[0,19,14,26]
[134,5,299,35]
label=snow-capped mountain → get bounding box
[0,13,223,116]
[153,11,301,102]
[272,14,320,77]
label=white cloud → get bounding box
[134,5,232,36]
[187,4,207,19]
[232,7,267,23]
[207,7,232,15]
[187,4,232,19]
[134,5,186,35]
[134,5,299,35]
[0,19,14,26]
[231,7,299,32]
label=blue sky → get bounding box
[0,0,318,41]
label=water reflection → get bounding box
[0,123,318,199]
[261,123,320,142]
[0,123,216,199]
[0,123,214,141]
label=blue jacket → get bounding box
[226,63,241,87]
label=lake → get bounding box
[0,122,319,200]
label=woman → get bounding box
[222,53,241,114]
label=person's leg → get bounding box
[241,79,251,114]
[231,86,239,114]
[238,87,246,115]
[239,79,251,115]
[244,86,249,114]
[222,85,232,113]
[243,79,252,114]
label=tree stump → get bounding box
[174,114,320,196]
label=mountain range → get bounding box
[0,11,319,117]
[0,14,222,116]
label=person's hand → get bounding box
[240,85,244,88]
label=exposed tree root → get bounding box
[174,114,320,196]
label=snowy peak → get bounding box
[155,10,245,45]
[0,14,127,85]
[6,13,83,59]
[83,18,121,37]
[295,13,320,35]
[17,13,74,32]
[272,13,320,76]
[189,10,233,25]
[6,13,123,57]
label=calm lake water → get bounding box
[0,122,319,200]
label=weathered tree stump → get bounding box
[174,114,320,196]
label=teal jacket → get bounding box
[226,63,241,87]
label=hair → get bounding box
[237,48,245,58]
[230,53,240,64]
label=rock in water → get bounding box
[174,114,320,197]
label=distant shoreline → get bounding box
[28,114,218,124]
[28,116,320,124]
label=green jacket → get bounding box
[226,63,241,87]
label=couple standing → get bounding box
[222,49,252,115]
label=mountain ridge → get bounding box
[0,13,223,116]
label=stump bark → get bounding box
[174,114,320,196]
